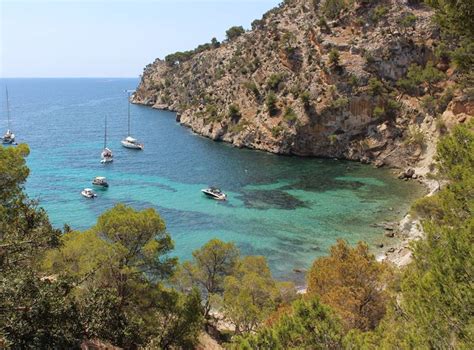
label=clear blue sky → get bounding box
[0,0,280,78]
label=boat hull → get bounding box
[2,136,15,145]
[81,191,96,199]
[121,140,143,150]
[201,190,227,201]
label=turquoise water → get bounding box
[1,78,423,283]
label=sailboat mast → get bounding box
[104,116,107,149]
[127,91,131,136]
[6,87,10,130]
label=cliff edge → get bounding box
[133,0,471,169]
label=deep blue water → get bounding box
[0,78,423,284]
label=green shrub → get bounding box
[267,73,286,91]
[300,91,311,107]
[437,87,454,112]
[404,125,425,147]
[283,107,298,123]
[266,92,278,115]
[228,104,241,123]
[328,48,341,67]
[271,125,285,137]
[243,81,260,98]
[349,75,359,88]
[322,0,345,19]
[398,13,417,31]
[370,5,389,24]
[226,26,245,41]
[372,106,384,119]
[368,78,384,96]
[421,95,436,114]
[332,97,349,109]
[451,40,474,72]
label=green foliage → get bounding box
[96,204,176,282]
[228,104,241,123]
[226,26,245,41]
[300,91,311,107]
[370,5,389,24]
[271,125,285,138]
[368,78,385,96]
[366,122,474,349]
[328,48,341,68]
[398,12,417,32]
[332,97,349,109]
[451,40,474,72]
[435,120,474,183]
[164,39,219,66]
[404,125,426,148]
[322,0,345,20]
[373,106,385,119]
[234,297,343,349]
[421,95,437,114]
[145,288,204,350]
[223,256,280,334]
[425,0,474,39]
[307,240,389,331]
[400,62,445,96]
[1,273,83,348]
[174,239,240,318]
[243,81,260,98]
[349,74,359,88]
[283,107,297,124]
[267,73,285,91]
[0,145,81,347]
[266,91,279,116]
[211,37,220,48]
[251,19,264,30]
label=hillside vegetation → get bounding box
[134,0,472,171]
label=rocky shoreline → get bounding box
[379,175,438,267]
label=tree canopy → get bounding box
[307,239,389,331]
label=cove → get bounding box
[2,78,424,284]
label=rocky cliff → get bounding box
[133,0,471,169]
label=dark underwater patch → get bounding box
[237,190,309,210]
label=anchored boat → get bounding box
[81,188,97,199]
[201,187,227,201]
[2,87,15,145]
[101,116,113,163]
[121,90,143,150]
[92,176,109,188]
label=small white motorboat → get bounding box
[92,176,109,188]
[81,188,97,199]
[121,136,143,150]
[201,187,227,201]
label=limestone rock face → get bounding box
[133,0,448,168]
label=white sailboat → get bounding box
[121,90,143,150]
[2,87,15,145]
[101,116,113,163]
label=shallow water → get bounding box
[1,78,424,283]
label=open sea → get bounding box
[1,78,424,284]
